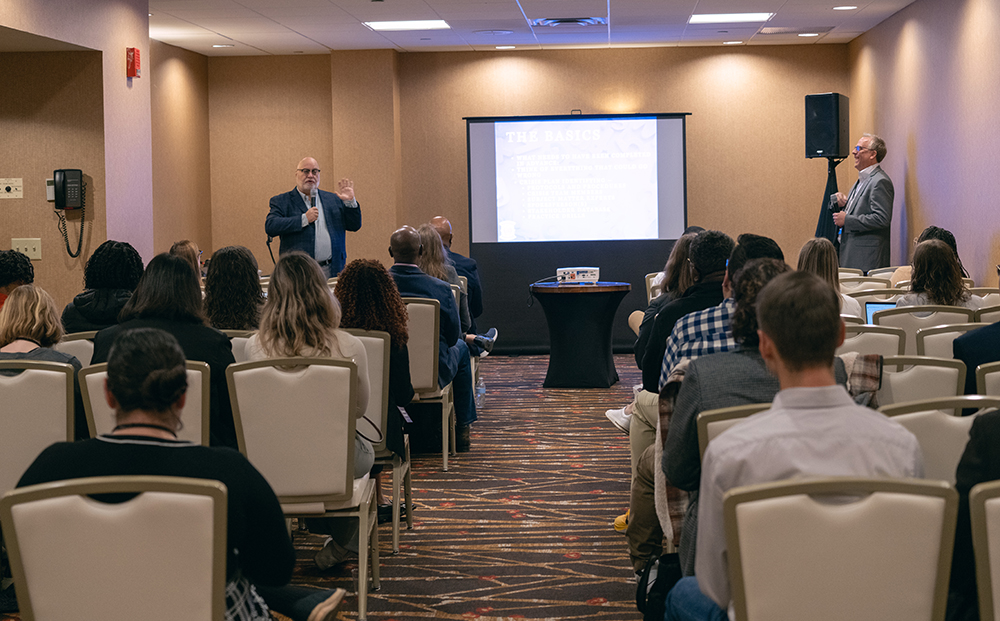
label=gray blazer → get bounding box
[839,164,894,272]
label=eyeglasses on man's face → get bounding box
[297,168,321,176]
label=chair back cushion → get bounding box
[404,299,440,392]
[0,362,74,498]
[837,326,905,358]
[879,359,964,406]
[228,358,356,501]
[53,338,95,367]
[874,306,976,355]
[343,329,391,453]
[891,411,976,484]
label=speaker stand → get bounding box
[815,156,846,246]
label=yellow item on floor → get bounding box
[613,509,629,532]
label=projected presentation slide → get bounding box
[495,118,657,242]
[468,114,687,244]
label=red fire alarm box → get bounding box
[127,47,141,78]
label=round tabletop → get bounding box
[530,281,631,294]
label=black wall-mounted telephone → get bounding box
[54,169,83,209]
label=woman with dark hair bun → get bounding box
[204,245,265,331]
[17,328,347,621]
[90,253,238,448]
[61,239,144,333]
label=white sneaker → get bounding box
[605,407,631,434]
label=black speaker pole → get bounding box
[815,156,845,246]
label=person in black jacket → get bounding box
[90,253,238,448]
[61,240,143,333]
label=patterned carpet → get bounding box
[1,354,643,621]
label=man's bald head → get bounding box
[389,226,422,264]
[295,157,321,195]
[429,216,453,248]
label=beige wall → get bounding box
[207,54,333,270]
[150,40,212,257]
[850,0,1000,286]
[0,51,105,306]
[1,0,153,262]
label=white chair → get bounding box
[838,267,864,277]
[847,287,908,308]
[978,361,1000,397]
[79,361,212,445]
[53,330,98,366]
[977,305,1000,324]
[841,314,864,325]
[969,480,1000,621]
[873,305,976,355]
[0,361,75,500]
[645,272,663,303]
[878,356,966,407]
[344,328,414,554]
[227,357,379,620]
[402,297,457,472]
[221,329,255,363]
[450,283,460,307]
[867,266,906,278]
[916,323,982,358]
[970,288,1000,307]
[840,276,891,294]
[724,477,957,621]
[836,324,905,358]
[879,396,1000,484]
[696,403,772,460]
[0,475,227,621]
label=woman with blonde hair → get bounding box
[796,237,863,318]
[417,223,471,332]
[0,284,87,439]
[169,239,202,277]
[245,251,372,571]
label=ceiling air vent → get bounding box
[759,26,833,35]
[530,17,607,27]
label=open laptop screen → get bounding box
[866,301,897,324]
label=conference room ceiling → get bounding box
[148,0,917,56]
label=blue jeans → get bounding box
[663,577,727,621]
[448,340,477,426]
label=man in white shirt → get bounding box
[833,133,894,272]
[662,271,923,620]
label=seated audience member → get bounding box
[954,317,1000,399]
[335,258,415,514]
[169,239,202,277]
[0,284,87,439]
[607,233,697,438]
[644,225,707,297]
[245,251,372,571]
[91,253,237,448]
[949,409,1000,621]
[640,258,790,576]
[62,240,144,333]
[0,250,34,311]
[892,225,969,286]
[797,236,864,318]
[663,271,923,620]
[204,245,265,331]
[430,215,483,332]
[16,328,346,621]
[388,225,477,451]
[896,239,984,310]
[640,230,735,395]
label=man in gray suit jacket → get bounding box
[833,133,894,272]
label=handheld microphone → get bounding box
[308,189,317,227]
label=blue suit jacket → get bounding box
[389,264,461,385]
[265,188,361,275]
[447,248,483,320]
[954,321,1000,397]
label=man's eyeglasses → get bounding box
[297,168,321,175]
[853,145,871,154]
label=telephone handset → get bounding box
[53,169,86,258]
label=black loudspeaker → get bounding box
[805,93,849,158]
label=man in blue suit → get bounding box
[388,226,477,451]
[265,157,361,277]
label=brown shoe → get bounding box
[456,424,471,452]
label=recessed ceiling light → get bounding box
[212,44,234,48]
[798,33,820,37]
[689,13,773,24]
[475,30,514,36]
[723,41,743,45]
[496,46,516,50]
[363,20,450,31]
[833,5,858,10]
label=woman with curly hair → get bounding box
[897,239,985,309]
[62,240,144,333]
[335,259,415,513]
[245,251,372,571]
[204,246,265,330]
[796,237,863,318]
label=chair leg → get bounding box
[370,505,381,591]
[391,458,402,554]
[357,502,368,621]
[441,400,450,472]
[403,441,414,531]
[449,401,457,457]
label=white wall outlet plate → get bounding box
[0,178,23,199]
[12,238,41,260]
